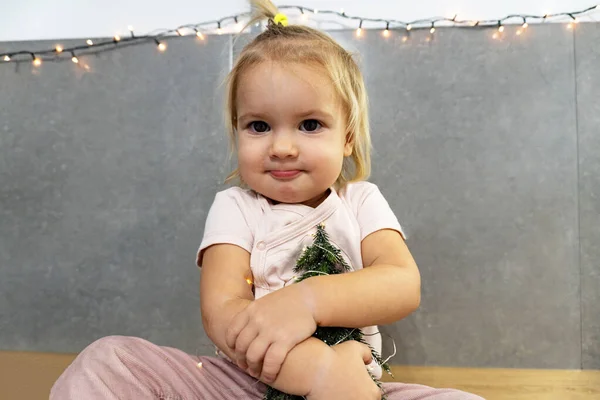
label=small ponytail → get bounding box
[250,0,278,20]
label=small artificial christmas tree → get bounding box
[264,223,391,400]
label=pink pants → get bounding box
[50,336,484,400]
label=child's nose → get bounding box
[269,132,298,159]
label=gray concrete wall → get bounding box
[1,24,598,369]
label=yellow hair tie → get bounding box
[273,13,289,27]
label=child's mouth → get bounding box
[269,170,302,179]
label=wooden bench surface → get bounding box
[1,351,599,399]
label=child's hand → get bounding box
[307,341,381,400]
[225,282,317,383]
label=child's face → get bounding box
[235,61,353,206]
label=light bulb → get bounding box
[314,8,319,14]
[522,22,529,29]
[3,55,10,62]
[86,39,93,45]
[406,24,412,31]
[128,25,134,32]
[356,28,362,37]
[197,362,203,368]
[498,25,505,33]
[114,35,121,42]
[383,28,390,37]
[196,31,205,40]
[72,56,79,63]
[157,42,167,52]
[176,29,183,36]
[430,27,436,34]
[33,58,42,66]
[217,27,223,35]
[55,45,63,53]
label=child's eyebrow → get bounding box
[238,110,334,122]
[295,109,335,120]
[237,112,270,122]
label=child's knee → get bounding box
[78,335,142,363]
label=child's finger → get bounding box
[225,310,249,349]
[234,325,259,369]
[260,341,292,384]
[359,343,373,365]
[245,336,271,378]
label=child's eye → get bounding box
[248,121,270,133]
[299,119,322,132]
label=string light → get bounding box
[155,40,167,52]
[234,17,243,32]
[300,7,308,22]
[2,4,599,65]
[32,57,42,67]
[71,52,79,63]
[383,22,390,37]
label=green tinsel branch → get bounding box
[264,224,391,400]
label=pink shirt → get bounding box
[197,181,405,379]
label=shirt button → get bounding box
[256,241,266,250]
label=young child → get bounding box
[51,1,484,399]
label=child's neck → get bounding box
[268,189,331,208]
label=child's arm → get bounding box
[303,228,422,328]
[200,243,334,396]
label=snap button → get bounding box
[256,241,266,250]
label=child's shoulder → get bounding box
[210,186,262,210]
[339,180,382,202]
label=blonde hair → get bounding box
[224,0,371,189]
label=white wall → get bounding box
[1,0,598,41]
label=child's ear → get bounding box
[344,133,354,157]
